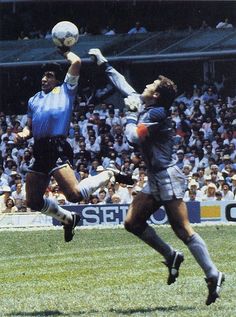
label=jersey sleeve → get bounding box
[27,98,33,119]
[125,112,140,145]
[64,73,79,92]
[104,64,137,97]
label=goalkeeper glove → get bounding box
[88,48,108,65]
[124,95,141,112]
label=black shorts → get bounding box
[29,136,74,175]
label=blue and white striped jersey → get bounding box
[28,78,77,140]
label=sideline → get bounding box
[0,221,236,232]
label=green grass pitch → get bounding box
[0,225,236,317]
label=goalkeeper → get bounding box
[88,48,224,306]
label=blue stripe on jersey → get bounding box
[28,82,77,139]
[126,118,137,125]
[148,107,166,122]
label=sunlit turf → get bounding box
[0,224,235,317]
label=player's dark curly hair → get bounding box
[41,62,64,82]
[155,75,177,109]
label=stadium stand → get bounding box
[1,29,236,64]
[1,73,236,211]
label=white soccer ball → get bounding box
[51,21,79,47]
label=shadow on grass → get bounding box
[6,311,67,317]
[6,309,100,316]
[6,306,197,316]
[109,305,196,314]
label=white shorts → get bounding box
[142,165,186,202]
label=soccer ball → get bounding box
[51,21,79,47]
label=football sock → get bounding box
[77,171,113,199]
[186,233,218,278]
[139,225,174,259]
[40,198,72,224]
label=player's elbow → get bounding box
[72,57,81,66]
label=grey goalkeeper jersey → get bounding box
[105,64,177,172]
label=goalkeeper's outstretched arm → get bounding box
[88,48,138,97]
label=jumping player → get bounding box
[15,47,119,242]
[88,48,225,305]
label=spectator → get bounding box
[18,30,29,40]
[213,78,224,94]
[0,185,12,211]
[98,189,107,204]
[200,175,212,195]
[216,175,225,191]
[9,171,21,188]
[68,130,82,157]
[199,20,212,31]
[114,182,130,203]
[221,183,234,200]
[111,193,122,204]
[105,186,115,204]
[89,194,99,204]
[57,194,68,206]
[183,189,196,202]
[85,135,101,159]
[98,103,109,118]
[182,164,192,183]
[229,142,236,162]
[183,179,202,202]
[11,182,26,211]
[0,167,8,187]
[2,196,18,213]
[104,26,116,35]
[3,158,18,177]
[123,184,135,204]
[199,144,216,168]
[113,135,129,154]
[1,126,16,142]
[218,154,232,172]
[196,167,206,188]
[19,149,34,181]
[230,174,236,195]
[78,114,88,134]
[120,157,134,176]
[216,18,233,29]
[102,149,121,169]
[128,21,147,34]
[105,109,121,127]
[202,183,217,201]
[215,191,223,201]
[201,87,218,103]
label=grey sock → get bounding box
[139,225,174,259]
[187,233,218,278]
[40,198,72,224]
[77,171,112,199]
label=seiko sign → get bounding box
[225,204,236,222]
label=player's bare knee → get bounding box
[124,219,146,236]
[65,188,83,203]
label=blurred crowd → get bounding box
[0,75,236,213]
[14,17,234,42]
